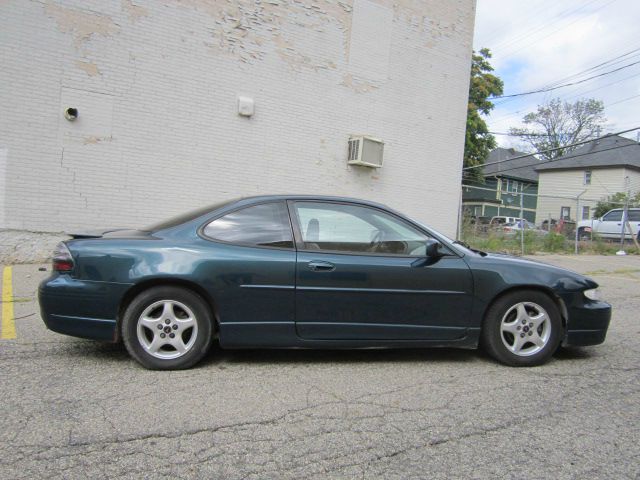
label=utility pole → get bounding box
[519,187,525,256]
[575,190,587,254]
[617,176,630,255]
[457,187,464,240]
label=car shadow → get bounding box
[61,340,597,368]
[200,345,483,367]
[60,339,130,362]
[554,346,597,361]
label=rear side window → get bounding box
[203,202,293,248]
[628,210,640,222]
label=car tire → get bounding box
[577,227,591,241]
[481,290,562,367]
[122,286,214,370]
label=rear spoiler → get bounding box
[67,228,154,239]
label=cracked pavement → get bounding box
[1,255,639,479]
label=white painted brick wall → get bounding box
[0,0,475,237]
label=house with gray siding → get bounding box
[535,135,640,223]
[462,148,540,223]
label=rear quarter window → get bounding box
[203,202,294,249]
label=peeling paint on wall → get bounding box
[1,0,476,235]
[74,60,101,77]
[341,73,378,93]
[44,0,120,46]
[174,0,352,67]
[122,0,149,22]
[82,135,112,145]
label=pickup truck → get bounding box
[576,208,640,240]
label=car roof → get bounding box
[229,195,392,210]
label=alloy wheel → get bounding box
[500,301,551,357]
[136,300,198,360]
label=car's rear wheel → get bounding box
[122,286,213,370]
[481,290,562,367]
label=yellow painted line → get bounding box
[1,266,16,339]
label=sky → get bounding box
[473,0,640,149]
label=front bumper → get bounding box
[563,296,612,346]
[39,274,130,342]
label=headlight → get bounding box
[583,288,601,301]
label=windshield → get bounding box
[145,199,239,231]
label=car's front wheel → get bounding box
[122,286,214,370]
[577,227,591,241]
[482,290,562,367]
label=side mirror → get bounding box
[426,239,442,257]
[411,239,443,268]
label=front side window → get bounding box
[628,210,640,222]
[203,202,293,248]
[602,210,623,222]
[293,202,429,256]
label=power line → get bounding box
[493,0,618,61]
[479,0,558,47]
[471,142,638,178]
[490,0,607,56]
[488,85,640,125]
[561,70,640,103]
[493,59,640,99]
[462,126,640,171]
[491,56,640,114]
[489,131,547,137]
[540,47,640,89]
[607,93,640,108]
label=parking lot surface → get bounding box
[1,255,639,479]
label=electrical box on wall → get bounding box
[237,96,254,117]
[347,135,384,168]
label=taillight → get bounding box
[52,242,74,272]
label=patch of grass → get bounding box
[462,226,639,256]
[542,233,567,253]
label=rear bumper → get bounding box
[41,313,117,341]
[563,298,612,347]
[39,274,130,342]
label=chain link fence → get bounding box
[458,184,640,255]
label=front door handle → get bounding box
[307,261,335,272]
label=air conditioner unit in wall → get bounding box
[347,135,384,168]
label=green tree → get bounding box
[510,98,606,161]
[463,48,504,182]
[593,191,640,218]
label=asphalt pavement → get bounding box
[0,255,638,479]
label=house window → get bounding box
[582,206,590,220]
[561,206,571,220]
[584,170,592,185]
[502,179,520,192]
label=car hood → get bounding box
[464,251,598,293]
